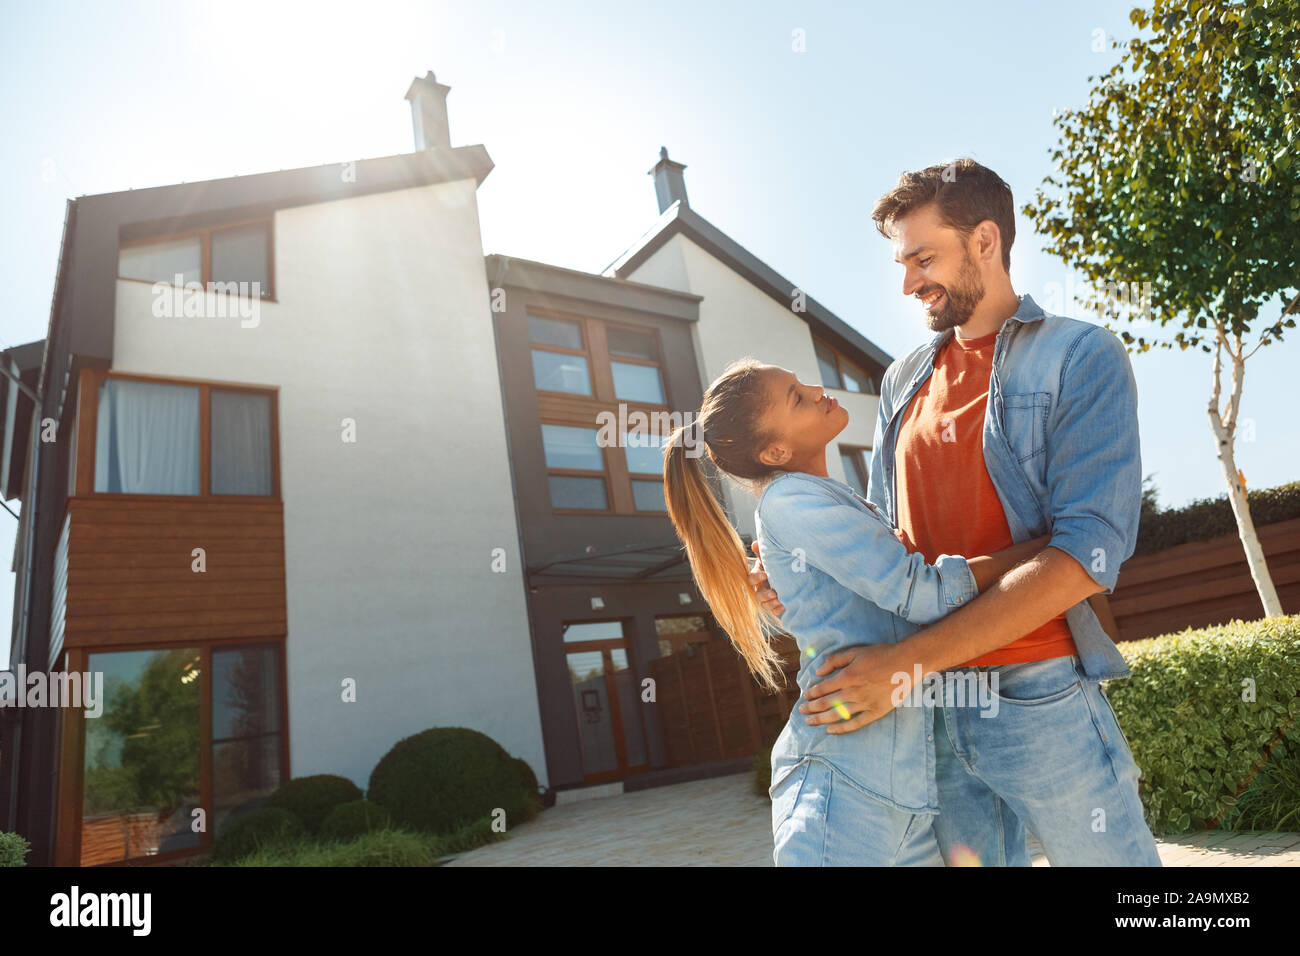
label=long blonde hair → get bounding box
[663,358,788,692]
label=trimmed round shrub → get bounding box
[513,757,541,817]
[368,727,540,835]
[266,774,363,834]
[211,807,305,863]
[320,800,393,841]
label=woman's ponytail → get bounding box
[662,360,786,693]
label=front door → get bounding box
[563,620,647,784]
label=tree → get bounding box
[1023,0,1300,617]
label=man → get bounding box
[750,158,1160,866]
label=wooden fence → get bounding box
[1110,517,1300,642]
[649,634,800,766]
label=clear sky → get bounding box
[2,1,1296,668]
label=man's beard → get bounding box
[921,251,985,332]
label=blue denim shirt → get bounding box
[866,293,1141,683]
[755,470,978,813]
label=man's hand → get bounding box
[749,541,785,616]
[799,644,907,733]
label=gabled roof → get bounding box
[602,200,893,372]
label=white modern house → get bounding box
[0,71,893,865]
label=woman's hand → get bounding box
[748,541,785,616]
[799,643,911,733]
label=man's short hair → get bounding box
[871,158,1015,272]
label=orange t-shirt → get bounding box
[893,327,1076,666]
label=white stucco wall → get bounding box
[111,179,548,789]
[626,232,880,537]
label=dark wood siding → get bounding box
[62,496,287,649]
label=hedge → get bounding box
[1107,613,1300,834]
[1134,480,1300,556]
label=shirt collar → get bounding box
[925,292,1044,357]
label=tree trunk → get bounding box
[1208,325,1284,617]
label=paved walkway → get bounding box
[444,772,1300,867]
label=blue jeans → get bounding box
[770,756,945,866]
[932,654,1161,866]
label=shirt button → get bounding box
[955,596,963,603]
[927,735,933,741]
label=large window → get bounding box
[529,313,666,403]
[92,374,276,497]
[542,425,609,511]
[118,220,274,297]
[623,430,668,512]
[814,337,876,395]
[80,648,202,865]
[530,315,592,395]
[529,311,671,515]
[210,644,284,837]
[605,325,665,404]
[77,641,286,865]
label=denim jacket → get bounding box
[866,293,1142,684]
[755,470,978,813]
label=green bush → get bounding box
[368,727,540,835]
[223,815,509,867]
[1220,724,1300,832]
[320,800,393,841]
[265,774,363,834]
[1109,614,1300,834]
[0,831,30,867]
[1134,480,1300,556]
[514,756,540,801]
[211,806,306,863]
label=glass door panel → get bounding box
[567,649,619,777]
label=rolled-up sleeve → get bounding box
[1044,327,1142,593]
[760,476,977,625]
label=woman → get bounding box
[662,357,1047,866]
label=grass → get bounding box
[209,814,512,867]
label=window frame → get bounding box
[814,336,877,396]
[55,637,290,867]
[78,369,280,501]
[117,217,276,301]
[838,443,872,498]
[529,308,671,517]
[542,424,614,515]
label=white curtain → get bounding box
[210,389,271,495]
[94,379,200,494]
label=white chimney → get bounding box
[404,70,453,150]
